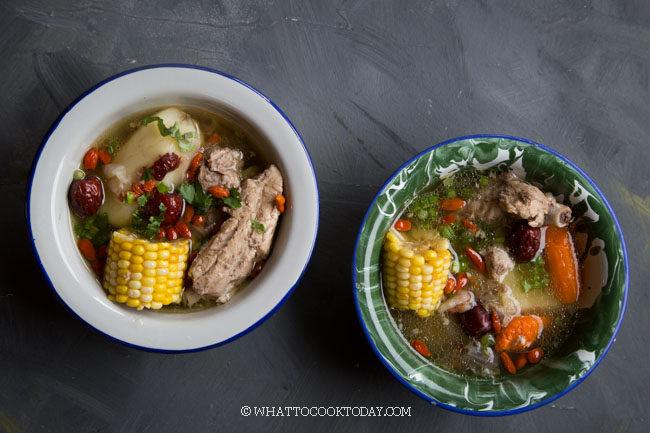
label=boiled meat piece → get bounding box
[189,164,284,301]
[498,173,550,227]
[484,245,515,283]
[198,146,243,191]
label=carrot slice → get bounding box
[495,315,542,352]
[544,226,580,304]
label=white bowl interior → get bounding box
[29,67,319,351]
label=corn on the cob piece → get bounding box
[382,229,451,317]
[103,229,190,310]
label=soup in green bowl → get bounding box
[353,135,628,415]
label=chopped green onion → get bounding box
[125,191,135,204]
[480,333,496,356]
[156,182,171,194]
[446,189,457,198]
[440,225,454,239]
[479,176,489,185]
[73,170,85,180]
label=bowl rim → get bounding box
[26,63,320,353]
[352,134,629,416]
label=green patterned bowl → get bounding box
[353,135,628,415]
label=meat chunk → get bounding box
[498,173,551,227]
[460,182,506,225]
[484,245,515,283]
[498,173,573,228]
[248,165,283,260]
[189,164,284,301]
[198,146,243,192]
[482,285,522,328]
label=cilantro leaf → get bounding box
[141,116,197,152]
[130,204,167,239]
[142,116,172,137]
[251,219,265,233]
[179,181,215,213]
[222,188,242,208]
[136,194,149,207]
[141,167,154,182]
[179,183,195,204]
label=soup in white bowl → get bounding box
[28,65,319,351]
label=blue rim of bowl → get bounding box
[26,64,320,353]
[352,134,628,416]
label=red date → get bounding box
[151,153,181,181]
[507,221,541,262]
[143,191,184,226]
[458,304,492,338]
[68,175,104,217]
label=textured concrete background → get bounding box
[2,0,649,431]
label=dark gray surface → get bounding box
[2,0,648,431]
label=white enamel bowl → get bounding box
[28,65,319,351]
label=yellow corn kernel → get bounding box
[424,250,437,260]
[432,238,450,252]
[398,258,412,268]
[126,298,141,308]
[411,255,425,266]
